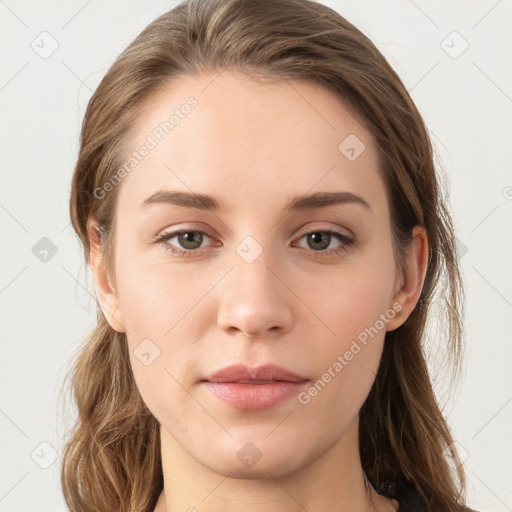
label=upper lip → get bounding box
[203,364,308,383]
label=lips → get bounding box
[202,363,308,384]
[200,363,309,410]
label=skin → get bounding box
[89,70,428,512]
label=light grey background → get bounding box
[1,1,511,511]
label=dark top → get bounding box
[376,479,478,511]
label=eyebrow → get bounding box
[140,190,371,212]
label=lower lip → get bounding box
[201,381,309,410]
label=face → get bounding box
[94,70,413,478]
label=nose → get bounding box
[216,244,294,340]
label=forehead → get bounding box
[116,70,386,216]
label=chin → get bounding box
[195,439,311,480]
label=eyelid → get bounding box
[154,223,217,243]
[295,223,353,239]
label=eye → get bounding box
[153,226,355,258]
[294,227,354,257]
[153,229,215,257]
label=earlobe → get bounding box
[386,226,429,332]
[88,219,126,333]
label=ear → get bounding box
[88,218,126,333]
[386,226,429,332]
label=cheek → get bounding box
[298,305,389,434]
[312,283,390,386]
[316,248,397,343]
[299,246,396,412]
[113,247,204,414]
[115,239,205,338]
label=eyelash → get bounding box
[153,227,355,259]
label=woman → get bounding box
[60,0,476,510]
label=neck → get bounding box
[154,416,397,512]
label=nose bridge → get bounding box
[234,235,278,298]
[216,233,293,337]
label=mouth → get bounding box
[200,380,309,410]
[235,380,284,384]
[203,363,308,384]
[201,365,309,411]
[200,363,309,410]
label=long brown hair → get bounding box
[60,0,467,510]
